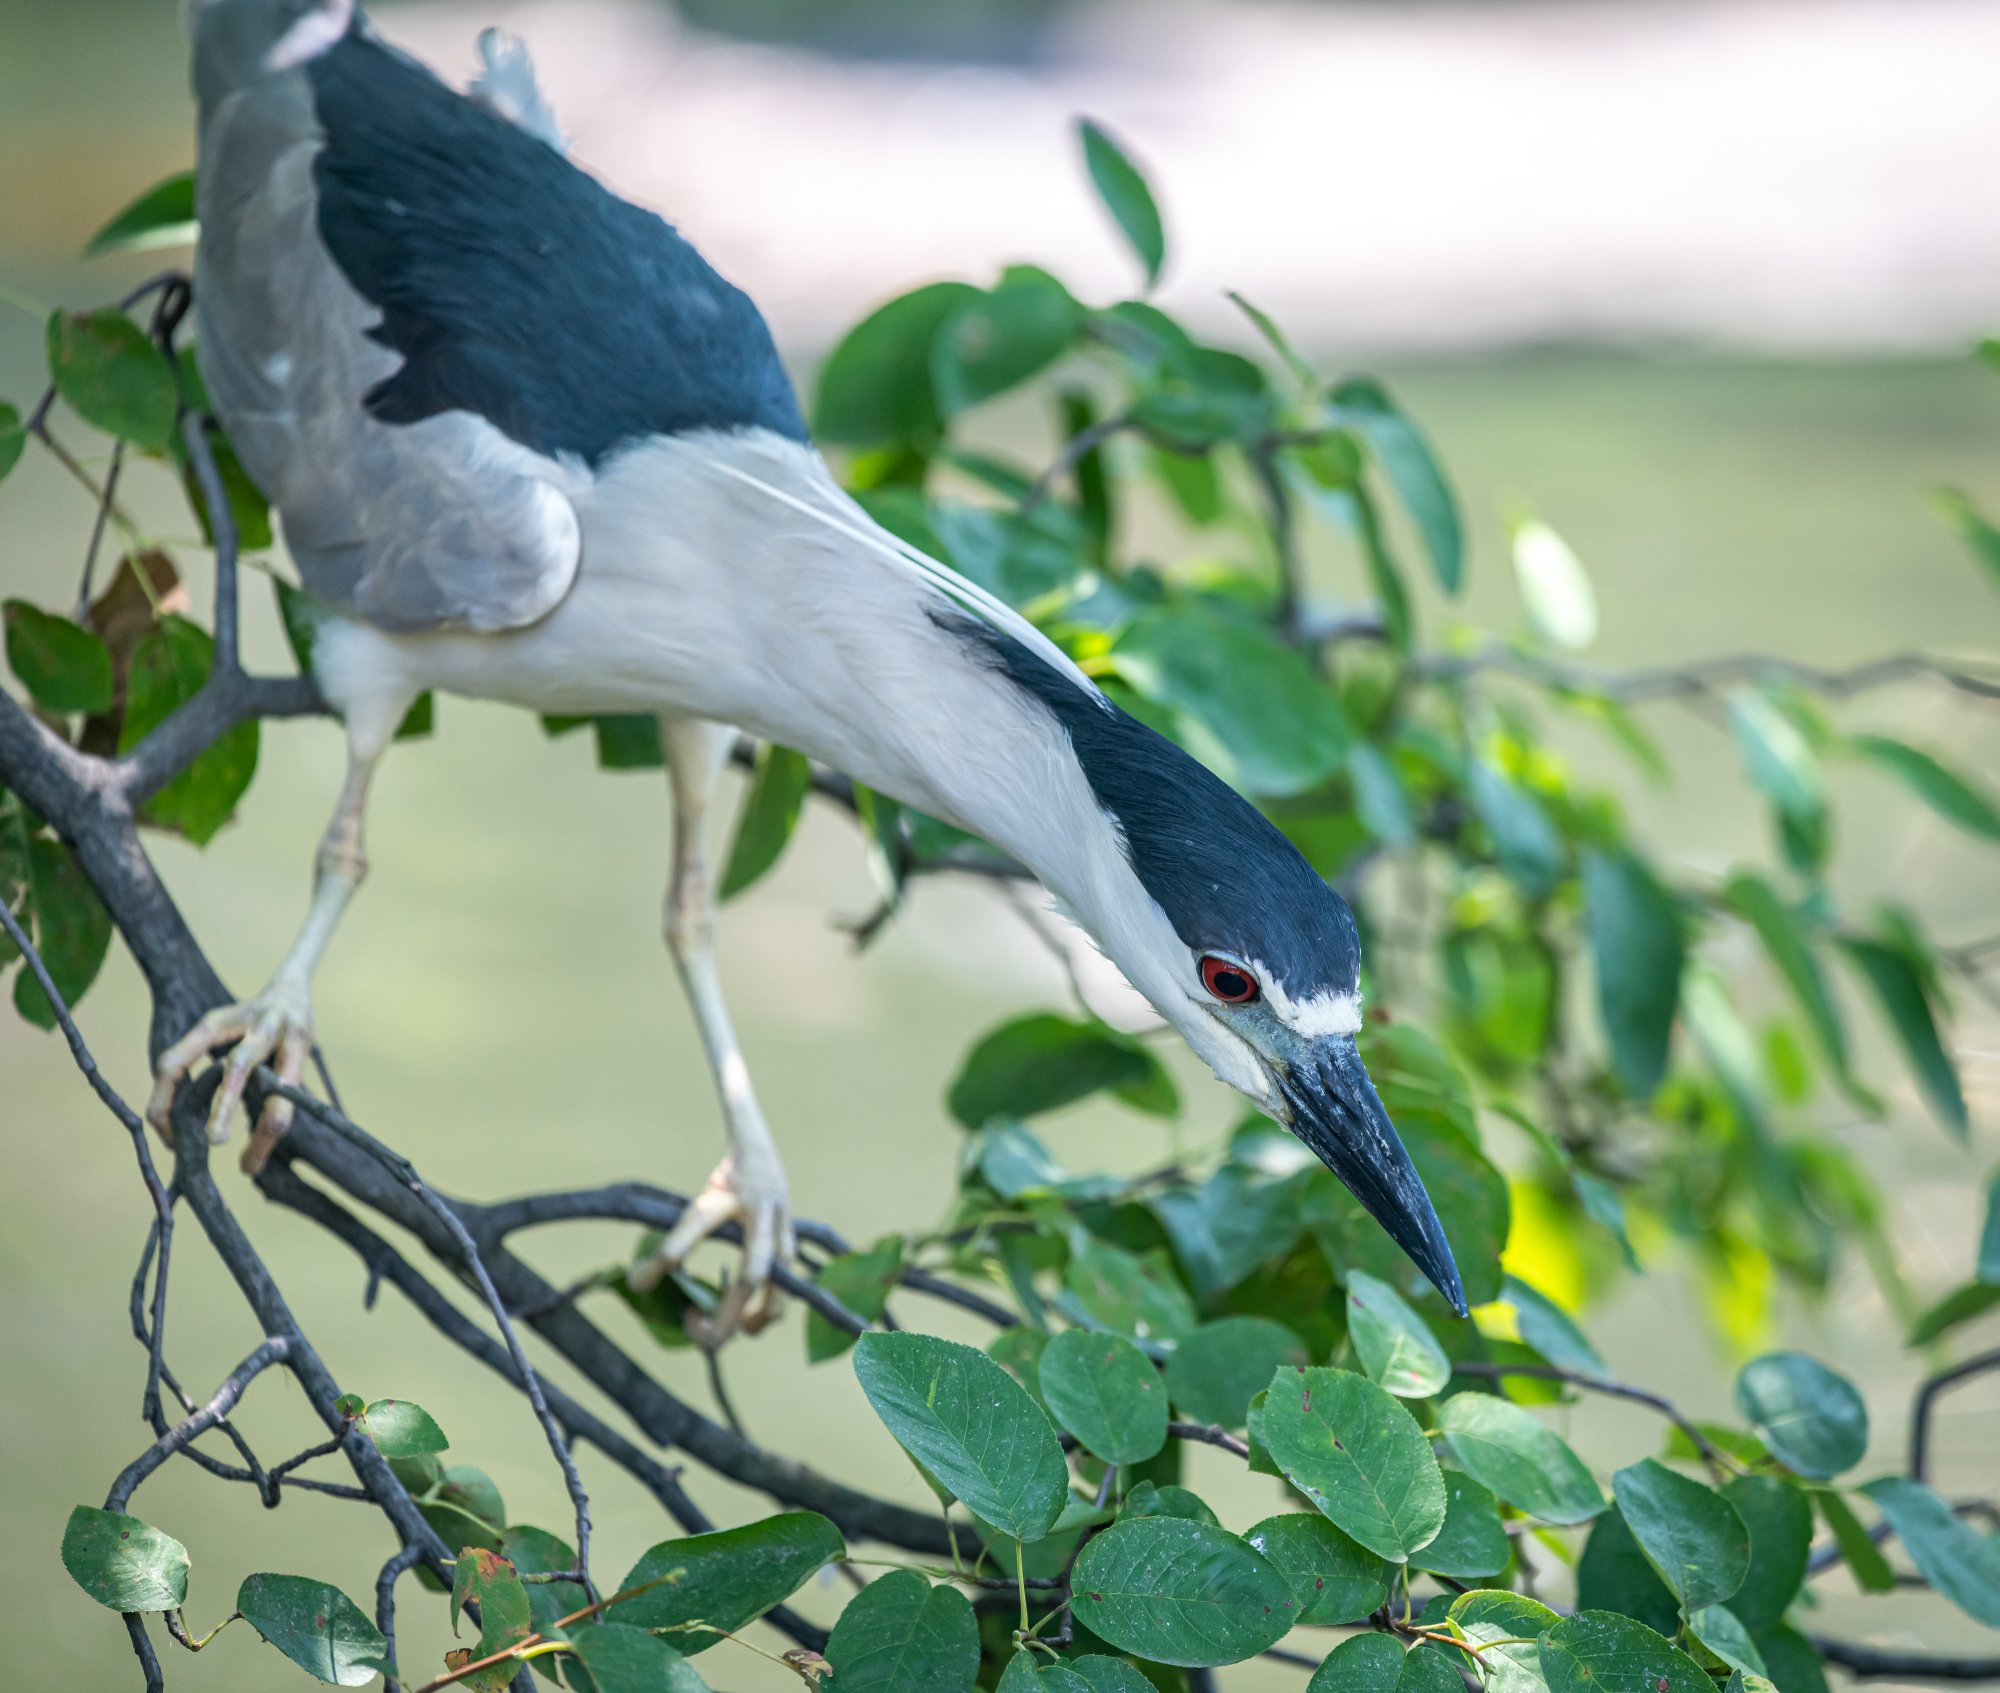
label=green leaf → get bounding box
[1348,742,1417,848]
[451,1544,532,1691]
[807,1236,904,1364]
[421,1501,503,1560]
[1120,1482,1217,1526]
[1725,872,1853,1084]
[1151,1163,1304,1301]
[1610,1459,1749,1612]
[1436,1393,1604,1526]
[1687,1607,1766,1678]
[1069,1516,1291,1666]
[3,601,113,714]
[1070,1655,1156,1693]
[1538,1612,1710,1693]
[716,743,812,900]
[1113,608,1352,797]
[822,1570,978,1693]
[1077,120,1166,287]
[814,281,980,445]
[1848,733,2000,844]
[0,401,25,484]
[1328,379,1462,594]
[1722,1475,1811,1636]
[1468,759,1563,896]
[1164,1317,1306,1430]
[46,309,176,450]
[237,1573,390,1686]
[60,1505,189,1612]
[853,1333,1067,1542]
[1511,519,1597,648]
[1345,1269,1450,1398]
[1812,1489,1893,1593]
[1577,1508,1679,1638]
[1038,1329,1167,1465]
[1583,848,1684,1099]
[1730,692,1826,870]
[502,1524,587,1676]
[1411,1472,1509,1580]
[119,615,258,844]
[11,834,112,1029]
[568,1624,707,1693]
[1503,1276,1606,1377]
[1307,1634,1458,1693]
[357,1398,448,1459]
[617,1512,847,1651]
[1733,1353,1868,1480]
[1448,1590,1560,1693]
[85,171,198,258]
[1260,1365,1447,1561]
[1064,1235,1198,1343]
[948,1013,1177,1127]
[1839,938,1967,1137]
[1936,487,2000,594]
[1861,1476,2000,1626]
[933,267,1081,416]
[1906,1278,2000,1346]
[1245,1511,1390,1624]
[1751,1624,1829,1693]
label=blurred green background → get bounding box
[4,0,1998,1685]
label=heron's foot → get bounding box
[146,972,314,1173]
[631,1150,796,1340]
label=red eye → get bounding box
[1200,956,1260,1004]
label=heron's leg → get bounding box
[147,703,401,1171]
[634,717,795,1335]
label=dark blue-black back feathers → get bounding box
[305,29,807,464]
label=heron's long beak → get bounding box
[1279,1037,1468,1318]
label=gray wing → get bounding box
[190,0,581,634]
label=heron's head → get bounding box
[952,618,1467,1317]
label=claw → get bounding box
[148,975,314,1163]
[633,1151,794,1341]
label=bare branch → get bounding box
[1910,1346,2000,1485]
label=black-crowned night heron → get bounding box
[155,0,1467,1327]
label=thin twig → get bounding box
[1450,1361,1732,1481]
[105,1338,291,1511]
[1166,1420,1251,1458]
[1909,1347,2000,1484]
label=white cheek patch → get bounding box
[1244,958,1363,1039]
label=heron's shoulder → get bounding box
[300,28,806,465]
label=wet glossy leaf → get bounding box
[934,266,1081,415]
[815,282,979,444]
[1437,1393,1603,1526]
[948,1013,1176,1127]
[1412,1472,1509,1580]
[46,309,176,450]
[1113,608,1352,797]
[11,834,112,1029]
[568,1623,706,1693]
[1078,119,1165,287]
[1511,519,1596,648]
[1069,1516,1291,1666]
[1330,379,1463,594]
[1345,1269,1450,1397]
[1861,1476,2000,1625]
[237,1573,390,1686]
[1449,1590,1559,1693]
[1576,1507,1679,1638]
[1849,733,2000,843]
[1839,937,1967,1137]
[1721,1475,1811,1635]
[1039,1329,1167,1464]
[85,171,197,257]
[119,615,258,844]
[719,743,811,900]
[823,1569,978,1693]
[1246,1511,1389,1624]
[1538,1612,1709,1693]
[1733,1353,1867,1480]
[854,1333,1066,1542]
[1260,1365,1447,1561]
[1583,848,1684,1099]
[1812,1490,1893,1593]
[357,1398,448,1460]
[1611,1459,1748,1611]
[3,600,113,714]
[1164,1316,1306,1430]
[60,1505,189,1612]
[618,1512,846,1651]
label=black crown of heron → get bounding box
[163,0,1467,1327]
